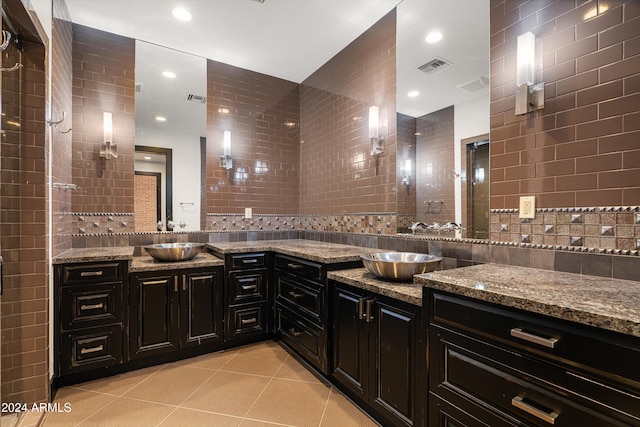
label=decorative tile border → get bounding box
[206,212,397,235]
[57,207,640,257]
[490,207,640,255]
[62,212,136,234]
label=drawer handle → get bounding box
[80,303,104,311]
[510,328,558,349]
[289,327,301,337]
[80,344,104,355]
[241,285,258,292]
[242,259,258,264]
[80,271,104,277]
[287,263,303,270]
[288,291,305,299]
[511,396,558,425]
[241,318,257,325]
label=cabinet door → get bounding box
[331,285,368,400]
[129,272,179,359]
[370,298,419,426]
[181,268,224,348]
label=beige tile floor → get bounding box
[42,341,379,427]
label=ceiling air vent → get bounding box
[186,94,207,104]
[418,57,451,74]
[458,76,489,93]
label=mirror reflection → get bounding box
[396,0,490,239]
[134,40,206,232]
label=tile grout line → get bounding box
[317,387,333,427]
[239,353,291,423]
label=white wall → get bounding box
[453,93,491,227]
[136,129,201,231]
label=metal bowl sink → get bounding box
[144,243,205,262]
[360,252,442,281]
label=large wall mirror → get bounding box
[134,41,206,232]
[396,0,490,239]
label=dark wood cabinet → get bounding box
[275,254,329,373]
[331,282,424,427]
[129,266,223,360]
[427,289,640,427]
[224,253,270,341]
[55,261,126,380]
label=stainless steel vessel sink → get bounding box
[360,252,442,281]
[144,243,205,262]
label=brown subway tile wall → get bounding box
[71,24,136,213]
[490,0,640,210]
[300,10,396,214]
[206,60,300,214]
[52,1,73,256]
[416,106,456,225]
[1,30,49,404]
[397,113,417,231]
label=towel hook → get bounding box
[0,31,11,51]
[46,111,72,134]
[0,62,22,72]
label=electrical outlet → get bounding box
[245,207,252,219]
[519,196,535,219]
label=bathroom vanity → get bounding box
[52,242,640,427]
[416,265,640,427]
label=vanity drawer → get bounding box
[431,324,640,426]
[226,303,267,340]
[276,305,326,373]
[61,262,122,285]
[229,269,267,305]
[275,271,323,324]
[430,291,640,389]
[60,324,122,375]
[275,254,323,283]
[229,253,266,270]
[60,283,122,330]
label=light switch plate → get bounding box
[245,207,252,219]
[519,196,535,219]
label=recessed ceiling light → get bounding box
[408,90,420,97]
[425,31,443,44]
[155,116,167,122]
[144,156,151,160]
[172,7,192,22]
[162,71,176,79]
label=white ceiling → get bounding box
[65,0,489,119]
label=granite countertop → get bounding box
[129,253,224,272]
[53,247,135,264]
[328,268,422,306]
[208,239,372,264]
[415,264,640,337]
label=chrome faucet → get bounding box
[410,221,464,234]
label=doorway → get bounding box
[134,146,172,231]
[466,139,490,239]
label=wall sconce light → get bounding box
[402,159,411,186]
[515,31,544,115]
[100,112,118,159]
[369,105,383,155]
[220,130,233,169]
